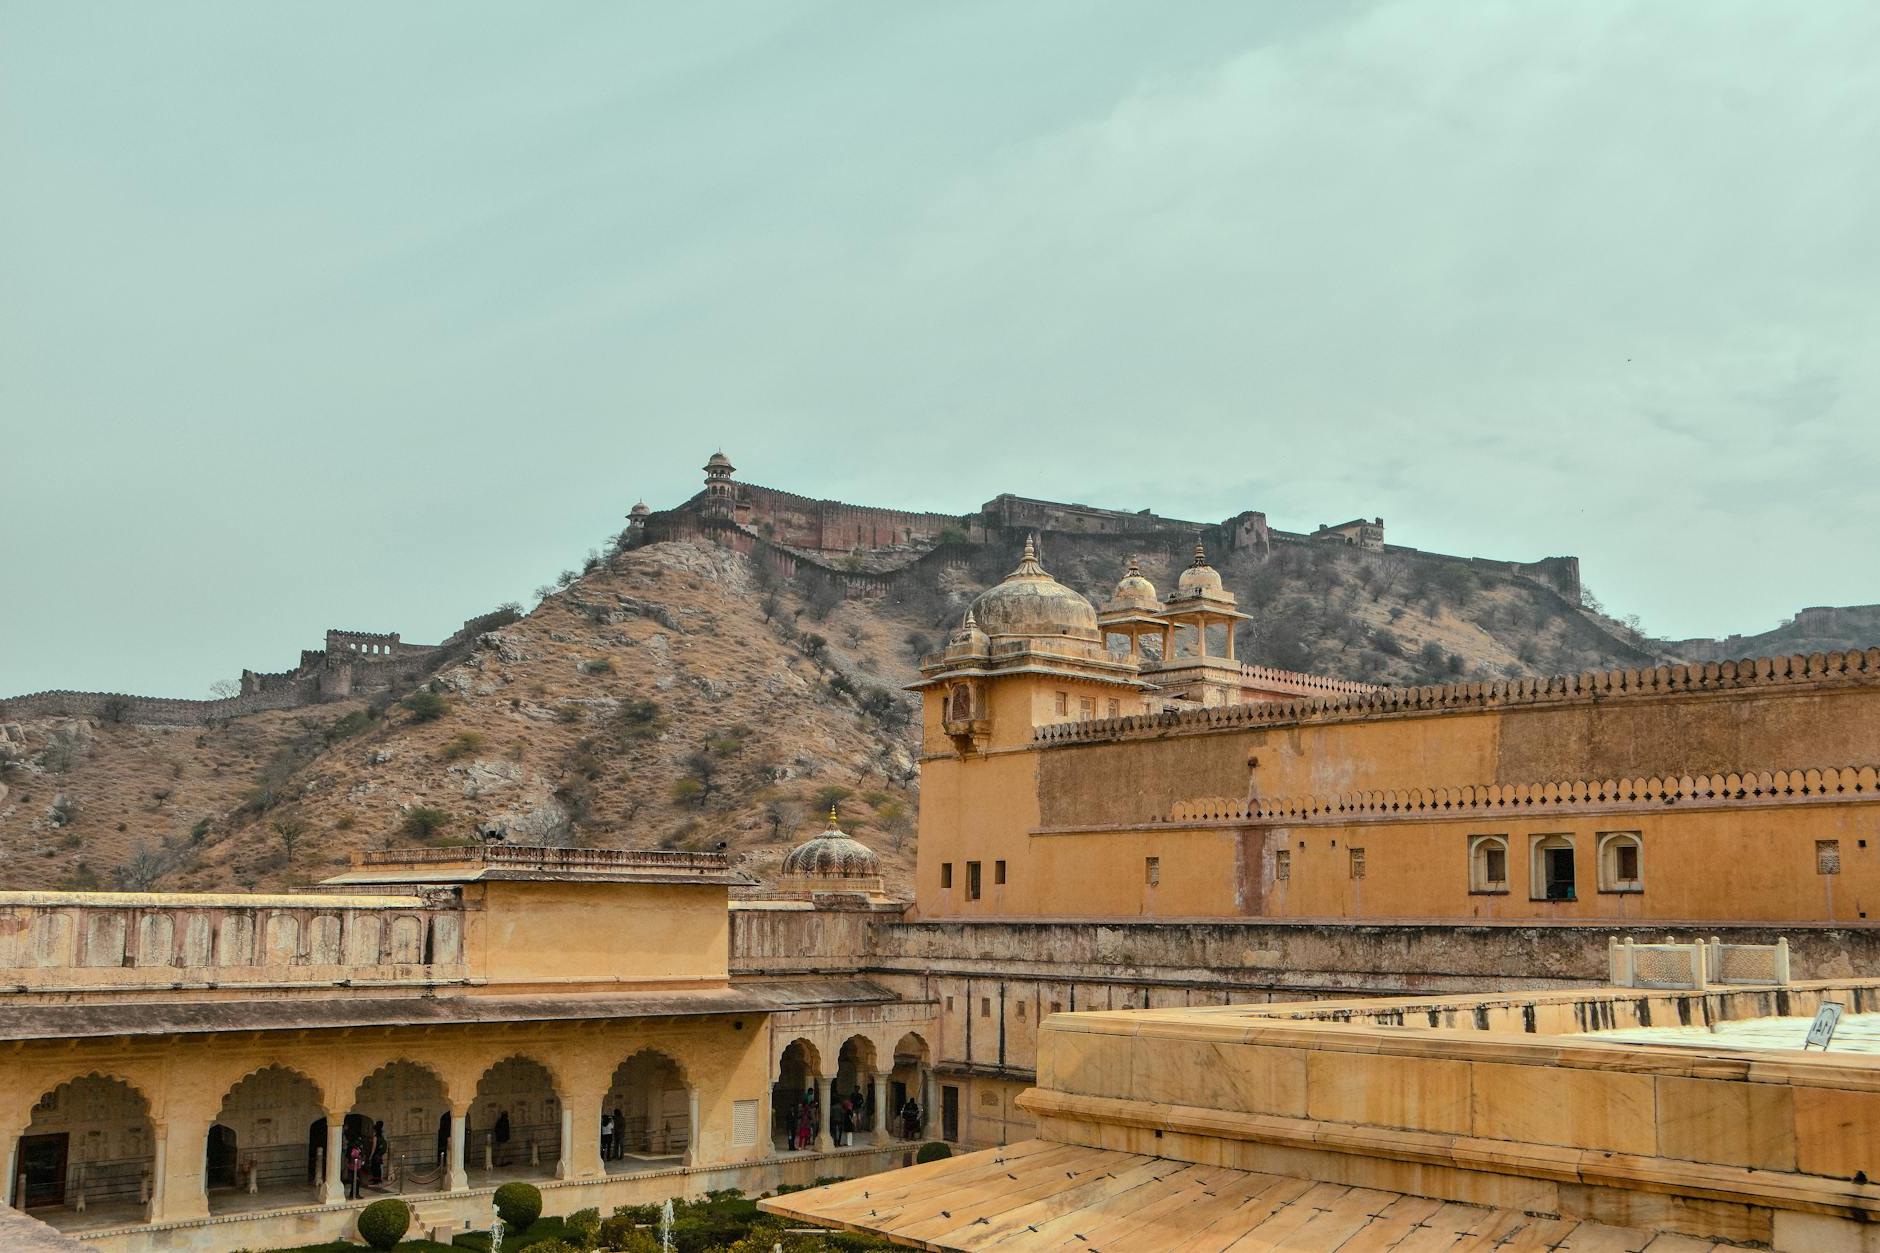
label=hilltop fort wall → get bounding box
[0,610,516,727]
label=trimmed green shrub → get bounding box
[357,1197,410,1250]
[915,1140,952,1163]
[522,1242,579,1253]
[598,1216,658,1252]
[493,1180,544,1230]
[564,1207,600,1250]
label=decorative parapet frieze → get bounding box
[1162,763,1880,826]
[1036,648,1880,747]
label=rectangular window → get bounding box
[945,996,954,1011]
[1275,850,1291,881]
[1349,848,1366,879]
[1107,699,1121,718]
[1078,696,1095,719]
[967,861,982,900]
[1470,835,1510,893]
[1054,691,1069,716]
[980,997,991,1017]
[994,859,1006,885]
[1486,846,1507,884]
[1016,1002,1026,1020]
[940,863,953,889]
[1819,840,1843,875]
[1049,1001,1063,1016]
[732,1099,759,1146]
[1145,856,1160,886]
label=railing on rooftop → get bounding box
[357,846,732,871]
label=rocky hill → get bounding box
[1668,603,1880,664]
[0,520,1755,896]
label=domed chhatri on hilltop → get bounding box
[967,539,1100,642]
[780,808,883,883]
[1103,556,1160,613]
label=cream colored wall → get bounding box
[467,881,729,989]
[1,1014,771,1224]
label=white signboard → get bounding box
[1804,1002,1844,1050]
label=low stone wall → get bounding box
[78,1144,910,1253]
[0,679,323,727]
[0,891,468,993]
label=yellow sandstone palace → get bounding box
[8,530,1880,1250]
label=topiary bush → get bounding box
[493,1180,544,1230]
[599,1214,658,1252]
[915,1141,951,1163]
[564,1207,600,1250]
[356,1197,410,1250]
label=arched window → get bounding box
[948,685,973,722]
[1530,834,1576,901]
[1598,832,1643,893]
[1469,836,1509,894]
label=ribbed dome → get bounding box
[704,450,735,472]
[970,539,1100,641]
[629,499,651,518]
[1174,543,1224,598]
[1104,557,1159,613]
[781,809,881,879]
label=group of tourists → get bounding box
[781,1087,924,1150]
[338,1119,389,1198]
[598,1105,631,1160]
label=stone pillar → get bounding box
[872,1073,890,1139]
[922,1070,937,1140]
[447,1104,470,1192]
[3,1123,24,1209]
[1224,621,1236,661]
[814,1076,833,1153]
[683,1090,700,1168]
[320,1112,346,1204]
[557,1103,574,1180]
[565,1090,605,1179]
[1196,615,1209,658]
[151,1116,211,1223]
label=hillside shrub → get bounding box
[915,1141,952,1163]
[399,805,453,841]
[440,731,488,761]
[404,690,449,722]
[493,1181,543,1230]
[356,1197,409,1250]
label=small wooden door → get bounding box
[940,1086,960,1142]
[206,1124,239,1190]
[18,1133,69,1208]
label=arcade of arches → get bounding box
[770,1030,934,1153]
[2,1015,773,1234]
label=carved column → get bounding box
[814,1076,833,1153]
[683,1090,700,1168]
[557,1103,574,1180]
[151,1116,211,1223]
[922,1070,937,1140]
[564,1090,605,1179]
[319,1111,346,1204]
[872,1072,890,1140]
[447,1104,469,1192]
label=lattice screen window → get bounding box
[1145,856,1160,886]
[731,1099,758,1146]
[1818,840,1843,875]
[1349,848,1366,879]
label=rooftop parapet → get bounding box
[1035,647,1880,747]
[332,844,755,887]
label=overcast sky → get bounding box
[4,1,1877,697]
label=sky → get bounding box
[3,1,1877,697]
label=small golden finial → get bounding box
[828,804,840,827]
[1192,542,1207,566]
